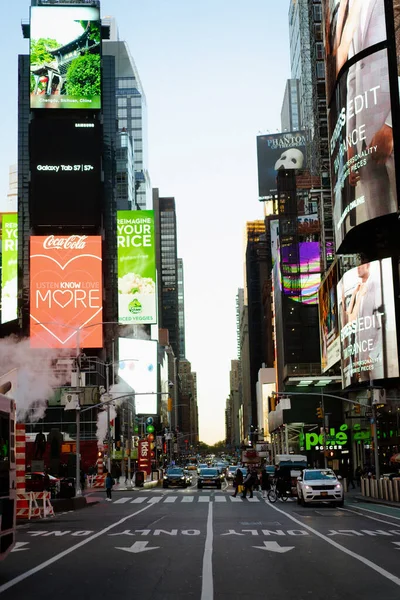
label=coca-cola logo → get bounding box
[43,235,88,250]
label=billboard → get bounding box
[318,262,340,372]
[30,118,101,227]
[257,131,306,197]
[337,258,399,388]
[323,0,386,104]
[30,5,101,110]
[329,48,397,248]
[1,214,18,324]
[30,235,103,348]
[118,338,158,415]
[117,211,157,325]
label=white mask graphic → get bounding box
[274,148,304,170]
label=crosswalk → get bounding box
[111,495,262,505]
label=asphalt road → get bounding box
[2,478,400,599]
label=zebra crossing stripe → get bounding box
[148,497,163,504]
[198,496,210,502]
[247,497,260,503]
[113,497,131,504]
[131,498,146,504]
[182,497,194,502]
[214,496,226,502]
[164,496,178,503]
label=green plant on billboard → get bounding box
[65,54,101,98]
[128,299,142,314]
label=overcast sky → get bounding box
[1,0,291,445]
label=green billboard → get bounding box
[1,213,18,324]
[117,210,157,324]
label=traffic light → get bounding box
[316,406,324,419]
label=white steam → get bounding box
[96,404,117,448]
[0,336,71,422]
[95,380,135,448]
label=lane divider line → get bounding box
[346,504,400,522]
[339,507,400,527]
[263,500,400,588]
[0,504,156,594]
[201,502,214,600]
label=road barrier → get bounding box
[361,477,400,503]
[17,491,55,520]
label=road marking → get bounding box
[116,541,159,554]
[164,496,178,503]
[114,497,131,504]
[393,542,400,550]
[148,497,163,504]
[214,496,226,503]
[182,496,194,503]
[264,501,400,587]
[253,541,294,553]
[201,502,213,600]
[11,542,29,553]
[340,507,400,527]
[131,498,146,504]
[230,496,242,502]
[346,504,400,521]
[199,496,210,503]
[0,503,156,594]
[247,497,260,503]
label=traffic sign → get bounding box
[146,417,154,425]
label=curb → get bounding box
[351,495,400,509]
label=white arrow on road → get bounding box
[11,542,30,553]
[115,541,160,554]
[253,541,294,554]
[393,542,400,550]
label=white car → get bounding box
[297,469,344,507]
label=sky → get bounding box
[0,0,291,445]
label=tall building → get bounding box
[238,287,251,441]
[177,258,186,359]
[229,359,241,447]
[153,190,180,361]
[103,21,150,210]
[280,79,301,132]
[178,358,198,451]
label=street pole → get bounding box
[321,388,328,469]
[127,398,132,489]
[106,363,111,473]
[75,328,82,496]
[284,424,289,454]
[372,403,380,480]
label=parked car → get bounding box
[25,472,60,496]
[297,469,343,507]
[197,468,221,489]
[163,468,189,489]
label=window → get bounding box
[117,97,127,107]
[118,108,127,118]
[316,61,325,80]
[118,119,127,129]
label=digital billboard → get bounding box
[30,118,101,227]
[1,213,18,324]
[117,211,157,325]
[337,258,399,388]
[118,338,158,415]
[318,262,340,373]
[30,5,101,110]
[329,48,397,248]
[323,0,386,104]
[257,131,306,197]
[30,235,103,349]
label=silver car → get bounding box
[297,469,344,507]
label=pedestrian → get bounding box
[347,467,355,490]
[355,466,362,488]
[252,469,260,492]
[105,472,114,501]
[80,469,86,492]
[261,469,271,498]
[242,469,254,499]
[232,468,244,497]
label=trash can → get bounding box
[59,477,76,498]
[135,471,145,487]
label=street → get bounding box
[2,480,400,599]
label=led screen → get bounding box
[329,48,397,248]
[30,235,103,349]
[117,211,157,325]
[323,0,386,104]
[1,213,18,324]
[257,131,306,197]
[30,6,101,110]
[318,262,340,372]
[30,118,101,227]
[118,338,157,415]
[337,258,399,387]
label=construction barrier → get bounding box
[16,424,26,493]
[16,491,55,520]
[92,475,106,488]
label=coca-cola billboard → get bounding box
[30,235,103,348]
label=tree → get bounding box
[65,54,101,98]
[30,38,59,66]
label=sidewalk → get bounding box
[345,486,400,509]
